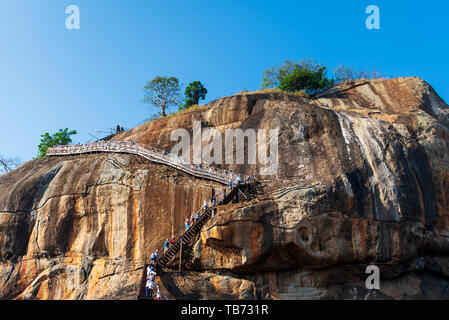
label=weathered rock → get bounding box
[0,154,223,299]
[1,77,448,299]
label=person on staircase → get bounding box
[163,239,170,253]
[201,200,209,212]
[190,214,195,225]
[195,211,201,221]
[155,286,162,300]
[149,270,156,281]
[228,179,233,190]
[150,249,159,265]
[185,218,190,230]
[145,265,153,291]
[146,279,155,298]
[237,175,243,186]
[170,237,176,247]
[211,194,216,207]
[147,264,154,279]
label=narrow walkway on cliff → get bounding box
[47,141,247,186]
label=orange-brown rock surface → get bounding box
[1,77,449,299]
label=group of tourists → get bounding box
[159,149,240,185]
[145,250,168,300]
[51,141,139,154]
[142,174,252,300]
[48,142,253,189]
[48,141,254,302]
[184,190,229,231]
[185,208,203,230]
[227,174,249,189]
[145,263,164,300]
[163,237,177,253]
[145,252,159,299]
[185,208,202,230]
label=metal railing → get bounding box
[155,185,241,267]
[138,184,247,297]
[47,141,248,186]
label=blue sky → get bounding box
[1,0,448,162]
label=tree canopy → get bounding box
[262,58,333,96]
[38,128,77,158]
[279,66,331,95]
[180,81,208,110]
[142,76,182,117]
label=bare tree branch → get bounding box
[0,155,21,174]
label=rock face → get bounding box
[1,77,449,299]
[0,155,223,299]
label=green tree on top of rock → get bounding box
[279,66,331,95]
[38,128,77,158]
[180,81,208,111]
[262,58,333,96]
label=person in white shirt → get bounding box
[201,200,209,212]
[146,265,153,279]
[146,280,155,297]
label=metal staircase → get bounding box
[137,184,247,299]
[45,141,254,300]
[157,185,240,267]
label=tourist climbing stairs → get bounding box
[44,141,254,300]
[156,185,240,267]
[137,184,247,299]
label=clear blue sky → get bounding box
[1,0,448,162]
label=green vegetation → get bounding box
[139,61,383,123]
[38,128,77,158]
[279,67,331,96]
[180,81,208,111]
[143,76,182,117]
[261,58,333,96]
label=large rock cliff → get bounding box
[1,77,448,299]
